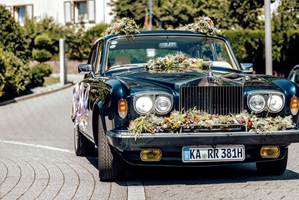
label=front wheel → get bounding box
[97,118,125,181]
[74,124,95,156]
[256,148,288,175]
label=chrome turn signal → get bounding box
[260,146,280,158]
[290,96,299,115]
[140,149,162,161]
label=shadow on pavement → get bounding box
[85,151,299,185]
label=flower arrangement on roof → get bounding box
[146,52,209,73]
[128,109,294,139]
[105,17,140,35]
[179,16,221,35]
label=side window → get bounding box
[88,43,98,72]
[95,41,104,74]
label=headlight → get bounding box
[248,95,265,112]
[155,96,172,114]
[134,93,173,115]
[268,94,284,112]
[135,96,153,114]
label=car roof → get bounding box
[293,65,299,70]
[96,30,228,44]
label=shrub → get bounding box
[66,23,107,60]
[23,16,67,60]
[34,33,53,49]
[32,49,53,63]
[0,48,31,100]
[29,63,53,87]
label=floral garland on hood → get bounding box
[104,16,220,36]
[128,110,294,140]
[146,52,209,73]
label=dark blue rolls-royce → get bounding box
[71,20,299,181]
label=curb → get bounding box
[0,83,74,106]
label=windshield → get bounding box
[106,35,238,71]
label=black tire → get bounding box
[256,148,288,175]
[97,117,125,181]
[74,124,95,156]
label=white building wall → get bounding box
[0,0,114,27]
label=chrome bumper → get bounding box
[107,129,299,151]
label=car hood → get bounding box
[112,70,283,92]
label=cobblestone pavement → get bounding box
[2,82,299,200]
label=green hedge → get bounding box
[223,30,299,75]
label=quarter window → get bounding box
[95,41,104,75]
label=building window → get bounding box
[64,0,95,24]
[75,1,87,22]
[12,5,33,26]
[14,7,26,26]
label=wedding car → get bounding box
[71,18,299,181]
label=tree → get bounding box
[190,0,231,30]
[108,0,147,28]
[228,0,264,30]
[0,5,29,61]
[272,0,299,32]
[109,0,265,30]
[109,0,230,29]
[152,0,198,29]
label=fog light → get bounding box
[260,146,280,158]
[140,149,162,161]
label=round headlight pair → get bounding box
[135,95,172,115]
[248,94,284,113]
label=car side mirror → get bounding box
[240,63,253,73]
[78,64,92,74]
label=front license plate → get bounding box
[182,145,245,162]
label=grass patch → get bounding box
[44,76,59,86]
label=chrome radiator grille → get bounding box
[179,86,244,115]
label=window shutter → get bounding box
[88,0,95,23]
[6,6,11,13]
[64,1,72,23]
[26,5,33,18]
